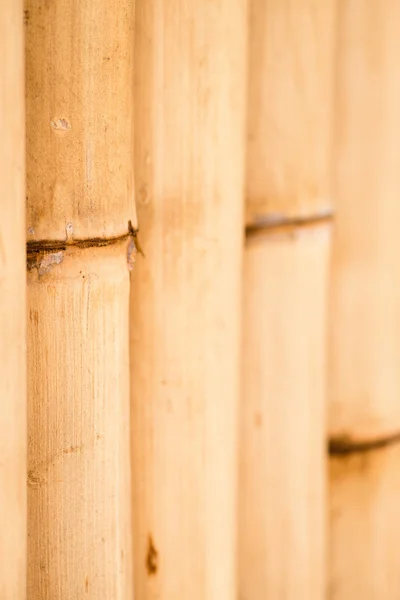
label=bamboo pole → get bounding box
[25,1,135,598]
[239,1,335,598]
[130,1,247,598]
[0,1,26,598]
[329,1,400,597]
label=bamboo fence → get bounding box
[239,1,335,599]
[130,1,247,598]
[25,1,135,598]
[0,1,26,598]
[329,1,400,597]
[0,0,399,598]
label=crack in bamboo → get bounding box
[245,212,333,237]
[329,432,400,456]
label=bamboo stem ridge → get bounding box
[0,1,26,598]
[239,1,335,598]
[25,1,136,598]
[329,2,400,597]
[130,1,247,598]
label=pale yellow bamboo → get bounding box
[329,0,400,444]
[240,225,330,600]
[130,1,247,598]
[246,0,335,225]
[25,1,136,597]
[329,1,400,597]
[239,0,335,598]
[330,446,400,600]
[0,1,26,598]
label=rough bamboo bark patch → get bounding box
[130,1,247,598]
[329,2,400,597]
[0,1,26,598]
[329,0,400,445]
[239,0,335,598]
[329,445,400,600]
[240,226,330,600]
[25,1,136,597]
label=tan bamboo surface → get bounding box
[240,225,330,600]
[239,0,335,598]
[246,0,335,226]
[25,1,136,598]
[130,1,247,598]
[329,0,400,445]
[328,2,400,597]
[25,1,135,242]
[0,1,26,598]
[329,445,400,600]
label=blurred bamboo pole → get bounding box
[130,1,247,598]
[25,1,136,597]
[329,1,400,597]
[0,1,26,598]
[239,1,335,598]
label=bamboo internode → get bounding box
[0,1,26,598]
[130,1,247,598]
[239,1,335,598]
[25,1,135,597]
[329,0,400,445]
[240,226,330,600]
[328,1,400,597]
[246,0,335,226]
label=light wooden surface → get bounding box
[27,245,132,599]
[329,1,400,597]
[131,1,247,598]
[25,1,135,597]
[239,226,330,600]
[0,1,26,598]
[246,0,335,225]
[25,0,137,241]
[329,445,400,599]
[239,0,334,598]
[329,0,400,444]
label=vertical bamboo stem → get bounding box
[0,1,26,598]
[239,1,335,598]
[130,1,247,598]
[329,1,400,597]
[25,1,136,598]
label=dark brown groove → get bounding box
[245,212,334,237]
[329,432,400,456]
[26,221,141,256]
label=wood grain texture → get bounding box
[329,0,400,444]
[25,0,137,241]
[239,226,330,600]
[329,444,400,599]
[0,1,26,598]
[246,0,335,225]
[27,244,132,600]
[130,1,247,598]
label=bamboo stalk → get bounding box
[130,1,247,598]
[239,1,335,598]
[240,226,330,599]
[0,1,26,598]
[330,446,400,599]
[329,1,400,597]
[25,1,135,597]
